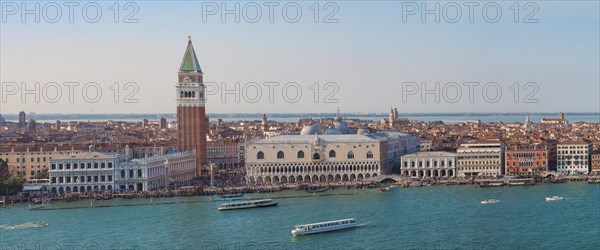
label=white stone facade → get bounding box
[115,152,196,191]
[245,135,386,184]
[401,151,457,177]
[49,151,121,193]
[49,151,196,193]
[557,140,592,174]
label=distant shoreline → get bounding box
[3,112,599,121]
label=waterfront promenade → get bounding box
[3,172,599,208]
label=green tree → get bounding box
[0,159,24,195]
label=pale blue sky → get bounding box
[1,1,599,114]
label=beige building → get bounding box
[0,146,83,181]
[245,134,388,184]
[457,140,504,177]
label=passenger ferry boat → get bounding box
[218,199,278,210]
[291,218,357,236]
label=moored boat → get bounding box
[545,196,564,201]
[477,181,505,187]
[507,178,535,186]
[219,193,244,198]
[218,199,278,210]
[305,187,328,193]
[587,178,600,184]
[291,218,357,236]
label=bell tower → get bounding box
[176,36,207,176]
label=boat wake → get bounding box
[0,222,48,230]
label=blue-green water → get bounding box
[1,183,599,250]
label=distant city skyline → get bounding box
[1,1,599,114]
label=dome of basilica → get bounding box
[300,125,321,135]
[323,128,342,135]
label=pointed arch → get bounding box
[329,150,336,158]
[313,153,321,160]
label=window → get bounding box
[297,151,305,158]
[138,169,142,177]
[277,151,285,159]
[257,151,264,159]
[108,162,113,168]
[348,151,355,159]
[367,151,374,159]
[51,164,56,170]
[121,170,126,178]
[313,153,321,160]
[329,150,336,158]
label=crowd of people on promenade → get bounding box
[2,170,598,206]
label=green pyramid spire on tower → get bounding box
[179,36,203,73]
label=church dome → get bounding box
[300,125,320,135]
[334,121,349,134]
[324,128,342,135]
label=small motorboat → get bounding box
[481,199,501,204]
[379,188,389,192]
[545,196,564,201]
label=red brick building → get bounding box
[592,152,600,175]
[505,142,556,175]
[176,37,208,176]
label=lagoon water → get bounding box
[1,182,599,250]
